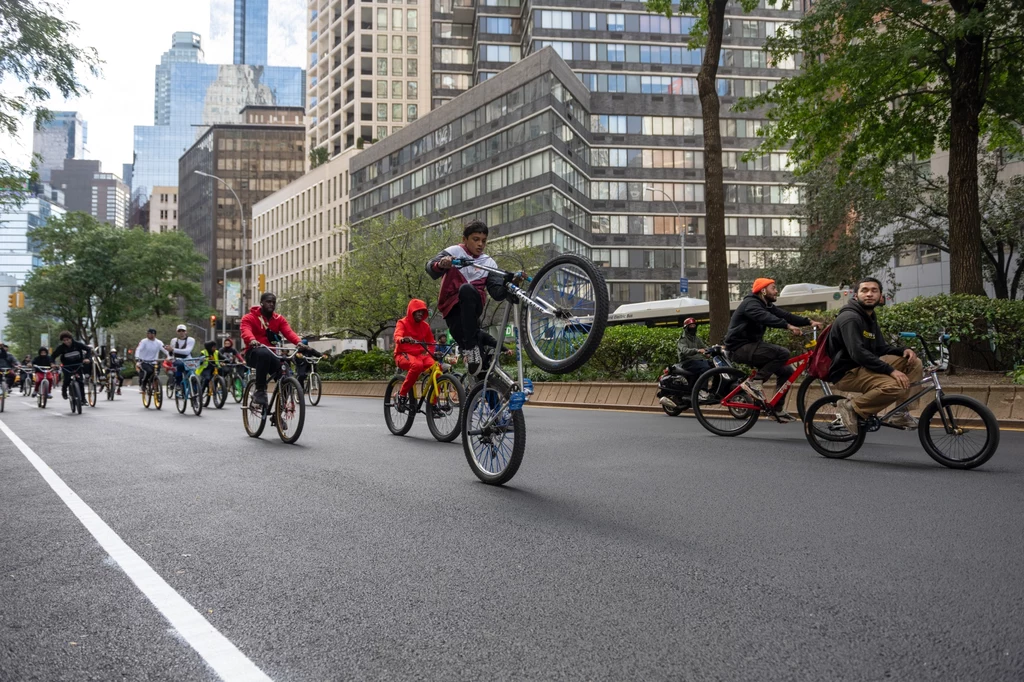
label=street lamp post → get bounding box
[644,185,688,296]
[193,170,248,312]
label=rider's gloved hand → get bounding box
[249,339,260,349]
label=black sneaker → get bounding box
[396,394,408,412]
[252,390,268,406]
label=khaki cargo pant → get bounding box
[833,354,924,418]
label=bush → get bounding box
[322,349,395,380]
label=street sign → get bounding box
[679,277,689,294]
[40,333,49,348]
[217,332,231,339]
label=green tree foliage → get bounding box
[0,1,100,202]
[643,0,766,345]
[18,212,209,344]
[309,146,329,169]
[740,0,1024,297]
[2,304,57,357]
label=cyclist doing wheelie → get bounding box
[724,278,822,422]
[393,299,437,411]
[51,331,93,400]
[827,277,922,433]
[240,292,304,407]
[135,328,169,391]
[427,220,523,376]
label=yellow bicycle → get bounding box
[384,343,465,442]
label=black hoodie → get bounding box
[723,294,811,350]
[826,298,906,383]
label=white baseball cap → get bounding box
[176,324,187,332]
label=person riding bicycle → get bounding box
[426,220,521,376]
[240,292,304,407]
[724,278,822,422]
[50,331,93,400]
[827,277,923,433]
[107,349,124,395]
[0,344,17,392]
[393,299,437,410]
[165,324,196,390]
[31,346,53,398]
[135,328,168,390]
[294,336,324,387]
[195,340,220,394]
[218,338,244,383]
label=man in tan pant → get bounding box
[826,278,923,432]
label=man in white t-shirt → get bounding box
[135,328,168,388]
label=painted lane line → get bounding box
[0,420,272,682]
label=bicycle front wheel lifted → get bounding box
[521,254,608,374]
[462,382,525,485]
[919,394,999,469]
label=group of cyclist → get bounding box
[670,275,924,433]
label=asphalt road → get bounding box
[1,388,1022,681]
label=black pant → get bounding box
[246,347,281,391]
[729,342,793,386]
[138,362,158,389]
[681,358,713,380]
[444,284,484,351]
[61,369,84,397]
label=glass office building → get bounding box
[155,32,205,126]
[234,0,269,66]
[32,111,87,183]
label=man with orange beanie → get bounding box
[724,278,822,420]
[393,299,436,408]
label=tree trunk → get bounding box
[698,0,730,344]
[947,0,987,297]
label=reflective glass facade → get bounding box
[155,32,205,126]
[0,196,64,285]
[32,111,87,183]
[234,0,269,66]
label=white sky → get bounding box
[5,0,306,178]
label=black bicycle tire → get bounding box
[918,394,999,469]
[71,381,82,414]
[39,379,48,409]
[175,379,187,413]
[520,254,609,374]
[691,367,759,437]
[461,382,526,485]
[232,376,244,403]
[383,376,415,436]
[275,377,305,444]
[189,375,203,416]
[307,373,322,406]
[212,376,227,409]
[242,381,267,438]
[426,372,465,442]
[803,395,865,459]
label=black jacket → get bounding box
[51,340,93,367]
[826,299,906,383]
[724,294,811,350]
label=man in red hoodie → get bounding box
[393,299,436,407]
[240,291,304,406]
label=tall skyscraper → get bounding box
[234,0,269,66]
[155,32,205,126]
[306,0,432,157]
[31,111,87,183]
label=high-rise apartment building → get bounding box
[306,0,432,157]
[32,111,87,183]
[178,108,307,316]
[50,159,129,228]
[235,0,270,66]
[0,191,65,285]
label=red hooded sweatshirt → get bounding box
[240,305,301,355]
[393,299,435,357]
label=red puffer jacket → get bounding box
[240,305,300,354]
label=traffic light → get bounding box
[258,273,266,293]
[7,292,24,308]
[16,292,24,308]
[210,314,217,327]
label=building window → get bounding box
[393,80,403,98]
[377,58,387,75]
[393,35,403,53]
[377,79,388,98]
[407,58,417,76]
[407,81,418,99]
[392,103,403,121]
[725,217,738,235]
[377,126,388,140]
[377,34,388,52]
[407,9,417,29]
[393,9,402,30]
[377,103,388,120]
[377,8,387,29]
[407,36,418,54]
[392,58,403,76]
[408,104,418,122]
[609,283,630,302]
[607,13,625,31]
[742,20,759,38]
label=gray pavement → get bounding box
[1,389,1023,681]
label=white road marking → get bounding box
[0,420,273,682]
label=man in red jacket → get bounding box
[240,291,303,406]
[393,299,436,408]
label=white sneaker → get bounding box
[888,410,919,430]
[464,347,482,375]
[741,379,765,402]
[836,398,859,434]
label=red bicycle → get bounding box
[690,327,833,437]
